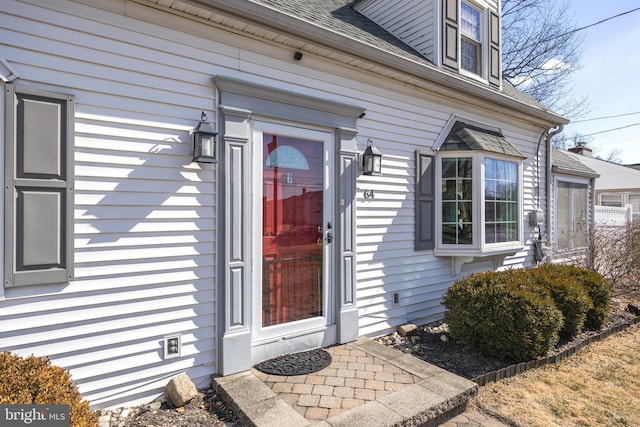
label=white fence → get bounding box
[595,204,633,227]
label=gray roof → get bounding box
[439,121,525,158]
[254,0,424,60]
[552,148,599,178]
[251,0,553,115]
[561,150,640,190]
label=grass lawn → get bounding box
[472,322,640,426]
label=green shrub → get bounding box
[443,270,563,362]
[0,351,97,427]
[539,264,611,329]
[531,267,593,339]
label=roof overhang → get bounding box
[135,0,568,128]
[552,166,600,179]
[439,121,526,158]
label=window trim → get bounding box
[598,192,625,207]
[442,0,500,86]
[4,84,74,287]
[434,151,524,257]
[460,1,483,76]
[555,176,590,251]
[459,0,489,82]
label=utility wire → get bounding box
[516,7,640,49]
[578,122,640,138]
[565,7,640,37]
[571,111,640,123]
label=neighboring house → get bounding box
[550,147,599,255]
[0,0,566,408]
[565,146,640,222]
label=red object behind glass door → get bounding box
[262,134,324,327]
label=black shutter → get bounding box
[416,152,435,250]
[489,10,501,86]
[442,0,459,70]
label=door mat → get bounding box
[255,348,332,376]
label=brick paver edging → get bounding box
[472,315,640,387]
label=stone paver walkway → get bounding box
[214,337,489,427]
[253,343,420,421]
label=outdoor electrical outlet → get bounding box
[393,292,399,305]
[164,335,181,359]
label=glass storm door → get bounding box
[253,122,333,343]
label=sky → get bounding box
[562,0,640,164]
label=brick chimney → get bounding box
[568,143,593,157]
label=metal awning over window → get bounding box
[439,121,525,158]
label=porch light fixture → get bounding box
[191,111,217,163]
[362,138,382,175]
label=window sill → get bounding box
[458,68,488,85]
[435,244,524,275]
[434,243,524,258]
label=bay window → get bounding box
[436,153,522,255]
[416,120,525,256]
[441,157,473,245]
[484,158,519,244]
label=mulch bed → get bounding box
[376,276,640,385]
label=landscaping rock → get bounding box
[166,373,198,407]
[397,323,417,337]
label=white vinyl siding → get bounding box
[1,0,550,408]
[355,110,543,335]
[1,0,217,409]
[355,0,437,62]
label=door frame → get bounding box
[250,121,335,362]
[214,75,363,375]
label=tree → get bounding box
[502,0,588,117]
[551,135,622,163]
[551,132,592,150]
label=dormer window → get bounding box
[442,0,501,87]
[460,2,481,75]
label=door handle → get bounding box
[325,231,333,243]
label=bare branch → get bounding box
[502,0,587,117]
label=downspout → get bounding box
[589,176,597,236]
[545,124,564,257]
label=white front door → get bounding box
[251,121,335,362]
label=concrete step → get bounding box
[214,337,478,427]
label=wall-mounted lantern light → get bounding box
[191,111,217,163]
[362,138,382,175]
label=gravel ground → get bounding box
[99,388,243,427]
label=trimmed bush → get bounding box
[532,267,593,339]
[0,351,97,427]
[539,264,611,329]
[443,270,563,362]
